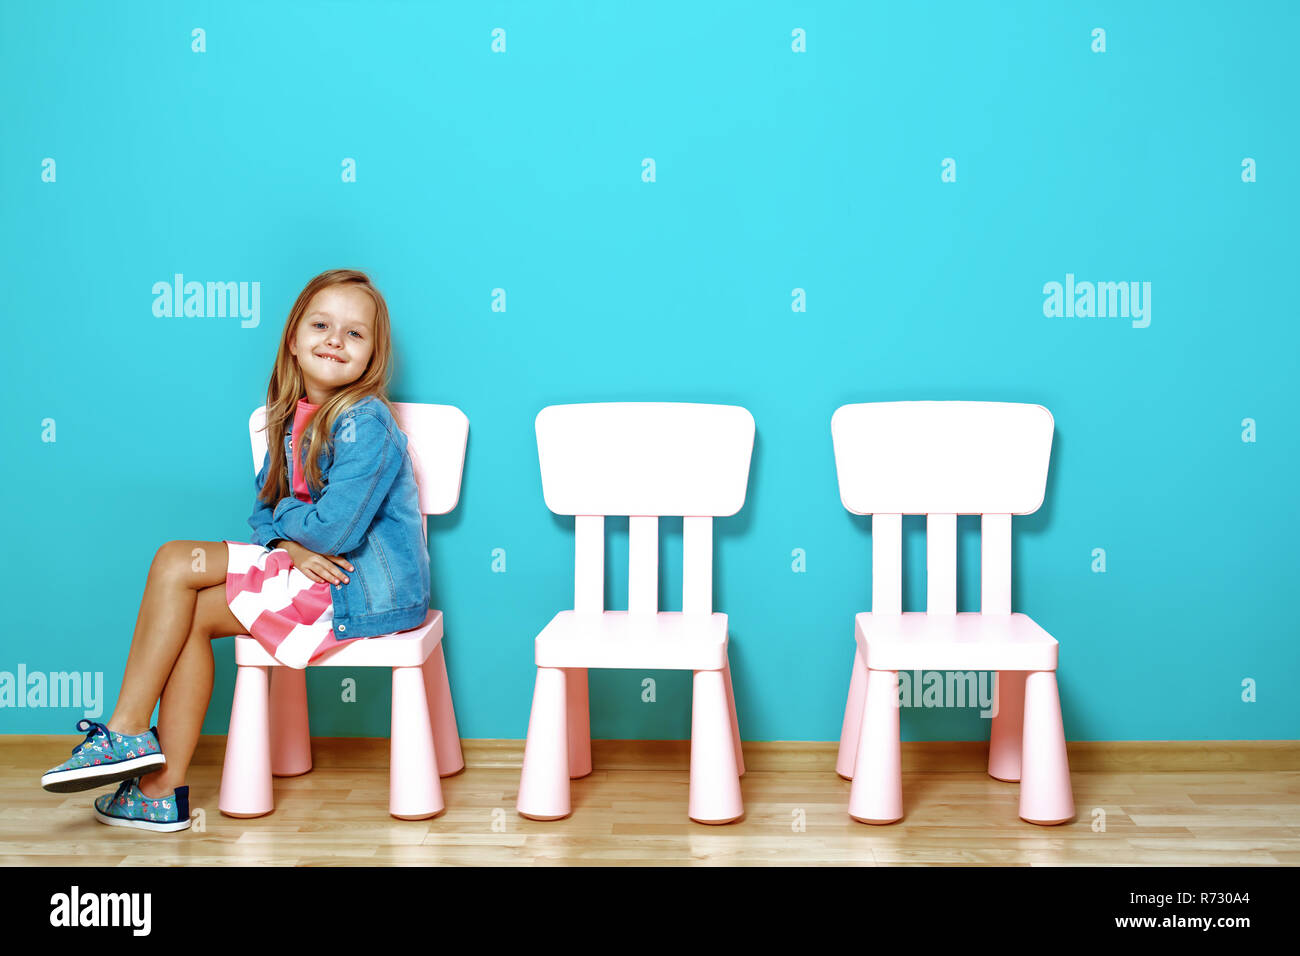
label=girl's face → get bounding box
[289,285,376,404]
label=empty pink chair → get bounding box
[219,402,468,820]
[832,401,1074,825]
[516,402,754,824]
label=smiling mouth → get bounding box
[315,353,346,364]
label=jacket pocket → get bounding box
[352,529,397,611]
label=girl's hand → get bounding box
[281,541,355,586]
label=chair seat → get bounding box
[534,610,729,670]
[233,609,444,669]
[855,611,1057,672]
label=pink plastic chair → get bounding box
[516,402,755,824]
[831,401,1074,826]
[219,402,468,821]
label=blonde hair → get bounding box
[255,268,400,505]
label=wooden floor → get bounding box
[3,738,1297,866]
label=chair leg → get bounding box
[423,643,465,777]
[836,646,868,779]
[219,665,274,818]
[848,668,902,824]
[390,665,445,819]
[723,657,745,777]
[565,667,592,779]
[1019,670,1074,825]
[988,670,1027,782]
[688,668,743,824]
[269,666,312,777]
[517,667,571,820]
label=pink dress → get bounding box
[223,398,349,668]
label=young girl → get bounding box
[40,268,431,831]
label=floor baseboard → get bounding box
[8,735,1297,772]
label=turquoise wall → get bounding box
[3,2,1296,741]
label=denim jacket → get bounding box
[246,396,430,641]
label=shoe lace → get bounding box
[71,718,111,756]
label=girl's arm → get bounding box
[248,446,281,548]
[268,410,404,557]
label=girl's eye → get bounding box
[312,321,361,338]
[310,319,361,338]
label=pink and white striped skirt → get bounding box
[223,540,345,668]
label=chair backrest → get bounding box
[249,401,469,546]
[535,402,756,616]
[830,401,1054,615]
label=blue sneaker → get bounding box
[93,778,191,832]
[41,719,167,793]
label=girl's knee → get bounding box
[151,541,207,580]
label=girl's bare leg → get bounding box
[138,582,248,798]
[105,541,232,735]
[103,541,251,797]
